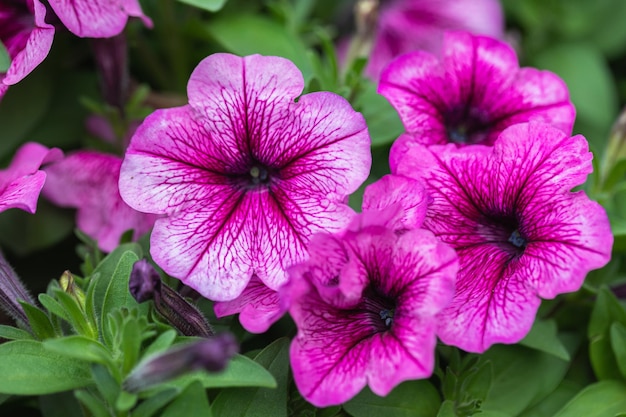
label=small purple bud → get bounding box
[129,259,160,303]
[123,333,239,392]
[0,251,35,328]
[130,259,214,337]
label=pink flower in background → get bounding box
[0,0,54,99]
[0,142,62,214]
[43,151,158,252]
[214,174,427,333]
[47,0,152,38]
[391,123,612,352]
[288,214,457,406]
[365,0,504,80]
[379,31,575,147]
[119,53,371,302]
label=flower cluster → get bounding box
[0,0,614,408]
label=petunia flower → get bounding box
[214,173,427,333]
[287,213,458,406]
[42,151,159,252]
[47,0,152,38]
[391,122,612,353]
[119,53,371,302]
[0,142,62,214]
[0,0,55,99]
[364,0,504,80]
[379,31,575,147]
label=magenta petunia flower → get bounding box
[0,142,62,213]
[391,122,613,353]
[379,31,575,147]
[365,0,504,80]
[119,53,371,302]
[42,151,158,252]
[287,215,457,406]
[214,173,428,333]
[0,0,54,99]
[47,0,152,38]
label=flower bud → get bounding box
[129,259,214,337]
[123,333,239,392]
[0,251,35,328]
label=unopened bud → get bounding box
[123,333,239,392]
[130,259,214,337]
[60,270,86,310]
[0,251,35,328]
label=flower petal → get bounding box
[0,142,62,213]
[43,151,157,251]
[47,0,152,38]
[214,277,283,333]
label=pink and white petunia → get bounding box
[42,151,159,252]
[391,122,612,353]
[215,174,427,333]
[365,0,504,80]
[0,0,55,99]
[119,53,371,302]
[0,142,62,213]
[47,0,152,38]
[379,31,575,147]
[287,215,458,406]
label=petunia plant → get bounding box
[0,0,625,416]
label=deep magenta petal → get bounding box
[43,151,157,252]
[120,54,371,302]
[1,0,54,89]
[288,220,457,406]
[392,122,611,352]
[365,0,504,80]
[214,277,284,333]
[361,174,429,231]
[47,0,152,38]
[379,31,575,147]
[0,142,62,214]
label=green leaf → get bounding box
[343,380,441,417]
[141,353,276,395]
[211,337,290,417]
[200,14,313,80]
[74,390,111,417]
[553,381,626,417]
[176,0,227,12]
[435,400,456,417]
[39,391,86,417]
[520,319,571,360]
[161,381,212,417]
[20,302,56,340]
[610,322,626,379]
[518,379,582,417]
[589,335,624,381]
[532,43,617,151]
[0,324,34,341]
[354,81,404,147]
[480,345,570,416]
[589,287,626,338]
[460,359,493,404]
[92,243,143,318]
[91,364,120,406]
[142,330,178,359]
[0,340,91,395]
[0,40,10,73]
[38,293,70,322]
[132,388,179,417]
[43,335,113,366]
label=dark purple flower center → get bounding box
[361,286,397,332]
[229,162,275,190]
[477,214,528,256]
[444,105,491,145]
